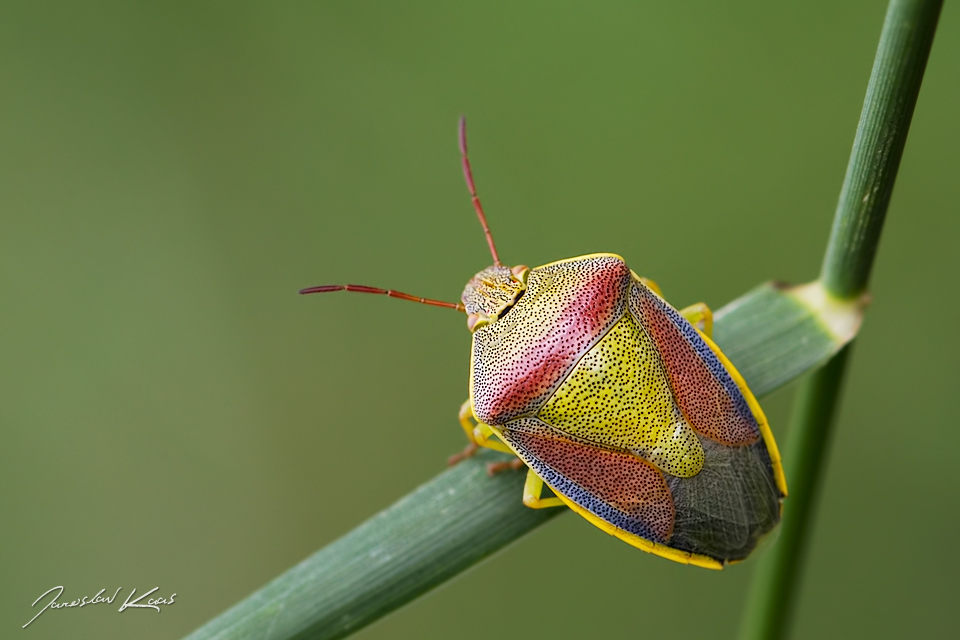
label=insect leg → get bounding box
[486,458,525,476]
[640,277,662,296]
[679,302,714,338]
[522,469,565,509]
[447,400,513,466]
[473,422,513,454]
[447,400,481,465]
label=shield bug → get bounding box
[301,117,787,569]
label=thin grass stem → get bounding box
[738,1,941,638]
[820,0,943,300]
[183,281,850,640]
[737,346,852,640]
[184,2,942,639]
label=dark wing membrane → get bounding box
[499,417,675,543]
[502,418,781,563]
[665,436,782,561]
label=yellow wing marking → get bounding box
[539,315,705,478]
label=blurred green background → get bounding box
[2,2,957,638]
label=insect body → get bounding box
[462,254,786,568]
[302,118,786,569]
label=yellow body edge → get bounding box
[696,331,788,499]
[535,252,626,270]
[484,423,725,570]
[555,489,725,569]
[465,254,786,565]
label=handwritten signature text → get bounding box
[23,586,177,628]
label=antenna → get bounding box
[459,116,502,266]
[299,284,465,312]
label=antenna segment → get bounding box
[459,116,502,266]
[299,284,465,312]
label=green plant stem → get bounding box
[184,282,848,640]
[738,346,851,640]
[185,3,942,639]
[739,1,941,638]
[820,0,942,300]
[183,447,557,640]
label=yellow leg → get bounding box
[640,278,662,297]
[680,302,713,338]
[473,422,513,454]
[629,270,663,296]
[448,400,479,465]
[448,400,513,466]
[522,468,566,509]
[458,400,480,441]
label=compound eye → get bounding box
[467,313,489,332]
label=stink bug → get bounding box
[302,118,787,569]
